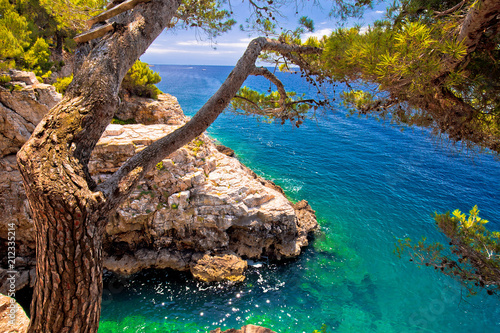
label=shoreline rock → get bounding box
[190,254,248,282]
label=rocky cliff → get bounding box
[0,71,318,292]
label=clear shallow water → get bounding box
[99,65,500,332]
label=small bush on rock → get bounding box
[121,60,162,99]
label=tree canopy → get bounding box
[305,0,500,296]
[321,0,500,153]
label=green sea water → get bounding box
[99,65,500,332]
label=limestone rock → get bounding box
[210,325,276,333]
[95,125,317,274]
[96,124,318,277]
[0,71,61,157]
[115,93,187,125]
[216,144,235,157]
[190,254,248,282]
[8,70,38,86]
[0,294,29,333]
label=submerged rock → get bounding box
[210,324,276,333]
[0,72,318,288]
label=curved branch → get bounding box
[250,66,287,111]
[97,38,320,210]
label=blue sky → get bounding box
[140,1,388,65]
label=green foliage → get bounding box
[341,90,375,112]
[396,206,500,296]
[53,74,73,94]
[231,86,317,127]
[0,74,11,85]
[322,21,466,93]
[23,37,53,79]
[194,138,204,147]
[37,0,106,32]
[111,118,136,125]
[0,0,106,74]
[155,161,164,171]
[121,60,163,99]
[176,0,236,39]
[0,1,30,64]
[315,1,500,153]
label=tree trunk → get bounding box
[19,185,106,332]
[17,95,116,333]
[54,31,64,63]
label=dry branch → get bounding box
[86,0,151,28]
[74,23,114,43]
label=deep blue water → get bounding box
[99,65,500,332]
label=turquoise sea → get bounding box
[99,65,500,332]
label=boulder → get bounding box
[0,71,61,157]
[0,294,29,333]
[115,93,187,125]
[8,70,38,86]
[190,254,248,282]
[216,144,235,157]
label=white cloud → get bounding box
[303,28,333,40]
[375,10,384,14]
[359,26,369,34]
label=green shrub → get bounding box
[53,74,73,94]
[111,117,136,125]
[121,60,162,99]
[22,37,53,79]
[0,74,11,86]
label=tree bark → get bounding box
[438,0,500,76]
[16,0,320,330]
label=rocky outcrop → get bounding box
[0,294,29,333]
[0,71,318,289]
[216,144,235,157]
[95,123,318,276]
[115,93,188,125]
[0,70,61,157]
[210,325,276,333]
[0,71,60,293]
